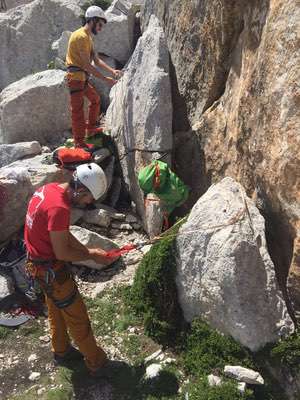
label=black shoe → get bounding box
[53,346,83,366]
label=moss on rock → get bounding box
[128,219,186,345]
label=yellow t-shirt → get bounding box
[66,27,93,81]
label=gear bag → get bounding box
[138,160,189,214]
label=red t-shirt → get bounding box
[24,183,70,260]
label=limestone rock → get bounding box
[0,141,41,168]
[0,155,70,243]
[224,366,264,385]
[1,0,35,11]
[145,363,163,380]
[70,225,119,270]
[90,55,117,111]
[51,30,71,61]
[175,177,294,351]
[0,274,14,300]
[207,374,222,387]
[94,0,136,64]
[93,148,111,164]
[0,70,70,145]
[28,372,41,381]
[82,208,111,228]
[0,0,82,90]
[143,0,300,311]
[106,15,172,235]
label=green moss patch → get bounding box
[128,219,186,345]
[182,319,254,376]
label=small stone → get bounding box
[28,354,38,363]
[140,245,152,254]
[238,382,247,393]
[111,222,133,231]
[207,374,222,386]
[0,354,4,359]
[145,363,163,380]
[39,335,50,343]
[29,372,41,381]
[145,349,163,364]
[125,214,137,223]
[128,327,136,334]
[132,223,142,230]
[37,388,46,395]
[224,366,264,385]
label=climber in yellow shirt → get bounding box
[66,5,122,147]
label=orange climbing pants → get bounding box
[26,261,107,372]
[67,77,100,146]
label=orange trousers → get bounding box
[27,262,107,371]
[67,77,100,146]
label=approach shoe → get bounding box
[54,346,83,366]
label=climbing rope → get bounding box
[105,187,255,259]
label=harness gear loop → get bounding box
[25,259,77,309]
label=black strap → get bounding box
[52,287,78,309]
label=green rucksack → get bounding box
[138,160,189,214]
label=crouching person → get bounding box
[24,163,118,376]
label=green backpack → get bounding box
[138,160,189,214]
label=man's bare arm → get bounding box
[50,231,117,265]
[79,50,116,84]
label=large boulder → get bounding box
[0,70,70,145]
[0,141,41,168]
[106,15,172,236]
[70,225,119,270]
[1,0,34,11]
[143,0,300,315]
[0,154,70,243]
[0,0,82,90]
[94,0,137,64]
[175,177,294,351]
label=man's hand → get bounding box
[89,248,118,265]
[112,69,123,80]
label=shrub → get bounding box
[128,219,186,345]
[182,319,254,376]
[184,376,254,400]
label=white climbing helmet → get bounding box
[76,163,107,200]
[85,5,107,23]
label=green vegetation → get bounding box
[128,219,186,345]
[182,319,254,376]
[183,377,254,400]
[263,333,300,374]
[0,325,12,340]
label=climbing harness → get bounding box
[25,259,78,309]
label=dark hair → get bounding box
[69,175,88,192]
[84,16,106,25]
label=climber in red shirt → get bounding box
[24,163,118,376]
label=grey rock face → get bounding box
[70,225,119,270]
[51,30,72,61]
[106,15,172,235]
[0,155,70,243]
[94,0,136,64]
[0,274,15,300]
[0,141,41,168]
[82,208,111,228]
[90,55,117,111]
[175,177,294,351]
[0,0,82,90]
[0,70,70,145]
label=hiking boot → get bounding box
[53,346,83,366]
[89,360,124,379]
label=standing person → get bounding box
[24,163,118,376]
[66,5,122,147]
